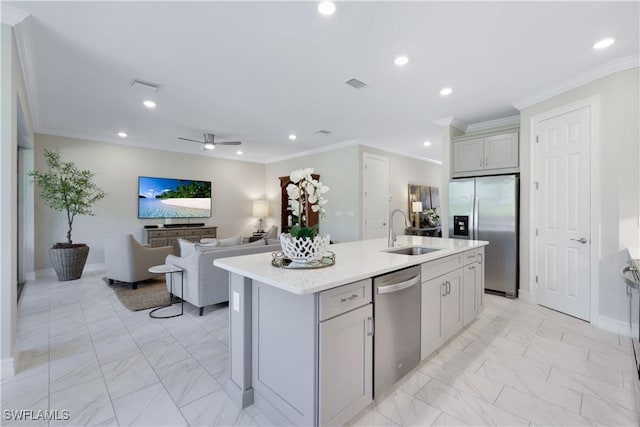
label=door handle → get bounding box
[570,237,588,244]
[446,281,451,295]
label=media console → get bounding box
[142,225,217,249]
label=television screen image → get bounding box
[138,176,212,219]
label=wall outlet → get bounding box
[233,291,240,312]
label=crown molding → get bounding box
[263,139,362,164]
[358,142,443,165]
[1,5,28,26]
[512,54,640,110]
[465,115,520,133]
[12,17,41,131]
[433,116,465,131]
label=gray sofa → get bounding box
[165,239,281,315]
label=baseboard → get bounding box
[595,314,632,337]
[517,288,534,304]
[34,262,106,280]
[0,357,15,379]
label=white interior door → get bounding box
[535,106,591,321]
[362,153,388,240]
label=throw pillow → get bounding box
[178,238,198,257]
[218,235,242,247]
[200,238,219,244]
[196,241,220,251]
[243,239,265,247]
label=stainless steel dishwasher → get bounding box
[373,265,421,398]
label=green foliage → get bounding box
[289,224,319,239]
[157,180,210,199]
[29,149,106,244]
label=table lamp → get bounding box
[412,201,422,228]
[253,200,269,233]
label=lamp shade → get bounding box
[412,201,422,213]
[253,200,269,218]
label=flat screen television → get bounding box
[138,176,212,219]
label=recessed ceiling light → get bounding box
[440,87,453,96]
[423,140,431,147]
[289,134,297,141]
[236,150,243,155]
[318,1,336,16]
[204,143,214,150]
[394,56,409,66]
[593,38,615,50]
[143,100,156,108]
[117,132,128,138]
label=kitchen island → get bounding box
[215,235,488,426]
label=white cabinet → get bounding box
[452,131,518,177]
[420,263,463,360]
[319,304,373,427]
[318,280,373,427]
[421,249,484,360]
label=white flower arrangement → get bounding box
[285,168,329,238]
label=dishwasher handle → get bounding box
[377,275,420,295]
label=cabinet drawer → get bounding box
[148,230,168,238]
[184,229,201,236]
[319,279,372,321]
[201,227,217,235]
[149,238,168,248]
[463,250,477,266]
[421,254,463,282]
[166,230,185,237]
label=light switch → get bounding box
[233,291,240,312]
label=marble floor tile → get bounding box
[112,382,187,426]
[494,385,593,426]
[562,329,629,357]
[429,346,485,373]
[580,393,640,426]
[348,408,399,427]
[419,359,503,403]
[1,364,50,414]
[463,340,552,379]
[49,349,102,393]
[431,411,469,426]
[49,334,94,362]
[187,337,230,376]
[547,366,640,413]
[414,378,529,426]
[100,352,159,400]
[460,329,528,356]
[93,333,141,366]
[167,322,213,350]
[374,388,442,426]
[156,356,220,407]
[49,376,114,427]
[394,370,432,396]
[138,335,191,369]
[476,360,582,413]
[179,389,243,427]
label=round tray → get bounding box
[271,251,336,269]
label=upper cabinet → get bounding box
[452,131,519,177]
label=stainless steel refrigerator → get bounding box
[449,175,519,297]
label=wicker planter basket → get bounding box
[49,245,90,281]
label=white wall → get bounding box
[265,145,361,243]
[33,134,266,272]
[264,144,442,243]
[1,22,35,376]
[519,68,640,322]
[358,146,442,236]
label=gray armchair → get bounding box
[104,234,173,288]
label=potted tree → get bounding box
[30,149,106,281]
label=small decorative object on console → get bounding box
[279,168,330,264]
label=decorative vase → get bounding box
[49,244,90,281]
[280,233,330,263]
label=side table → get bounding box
[148,264,184,318]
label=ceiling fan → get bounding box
[178,133,242,150]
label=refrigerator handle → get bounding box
[473,195,479,240]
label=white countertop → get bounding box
[214,236,489,295]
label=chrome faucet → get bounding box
[388,208,412,247]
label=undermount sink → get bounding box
[383,246,443,256]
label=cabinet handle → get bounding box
[446,281,451,295]
[480,157,483,168]
[467,254,475,259]
[340,294,359,303]
[442,283,447,297]
[468,266,475,270]
[367,317,374,336]
[485,156,488,167]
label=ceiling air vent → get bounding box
[314,130,332,135]
[130,78,160,92]
[345,78,367,89]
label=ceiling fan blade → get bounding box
[215,141,242,145]
[178,137,203,143]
